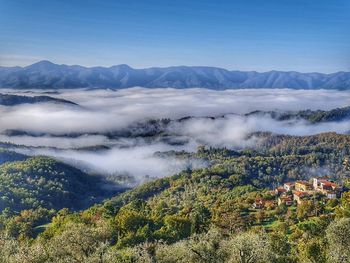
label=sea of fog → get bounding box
[1,88,350,181]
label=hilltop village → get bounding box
[253,177,343,210]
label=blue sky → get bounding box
[0,0,349,72]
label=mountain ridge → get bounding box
[1,60,350,89]
[0,92,78,106]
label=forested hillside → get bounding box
[0,156,123,213]
[0,93,77,106]
[246,106,350,123]
[0,132,350,262]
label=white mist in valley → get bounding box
[15,142,206,184]
[1,88,350,181]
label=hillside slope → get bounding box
[0,156,121,213]
[246,106,350,123]
[0,93,77,106]
[1,132,350,262]
[43,132,350,243]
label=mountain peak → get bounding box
[26,60,58,70]
[30,60,55,66]
[110,64,132,70]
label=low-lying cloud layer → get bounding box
[15,142,205,182]
[1,88,350,180]
[171,115,350,148]
[1,88,350,134]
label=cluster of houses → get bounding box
[253,177,343,209]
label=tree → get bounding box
[297,201,314,221]
[335,191,350,218]
[255,210,265,224]
[156,215,191,242]
[155,229,226,263]
[297,238,326,263]
[115,207,150,237]
[225,232,272,263]
[191,203,211,234]
[45,222,111,262]
[326,218,350,263]
[269,231,291,262]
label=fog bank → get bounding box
[1,88,350,180]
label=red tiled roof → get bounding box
[316,177,330,181]
[324,182,338,187]
[275,187,286,192]
[296,180,310,185]
[294,191,310,197]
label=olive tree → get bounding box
[326,218,350,263]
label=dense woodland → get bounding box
[246,106,350,123]
[0,132,350,262]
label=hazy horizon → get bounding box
[3,59,350,74]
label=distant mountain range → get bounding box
[1,60,350,89]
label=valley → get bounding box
[0,88,350,262]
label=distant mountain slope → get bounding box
[246,106,350,123]
[0,148,27,165]
[1,61,350,89]
[0,92,77,106]
[0,156,121,213]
